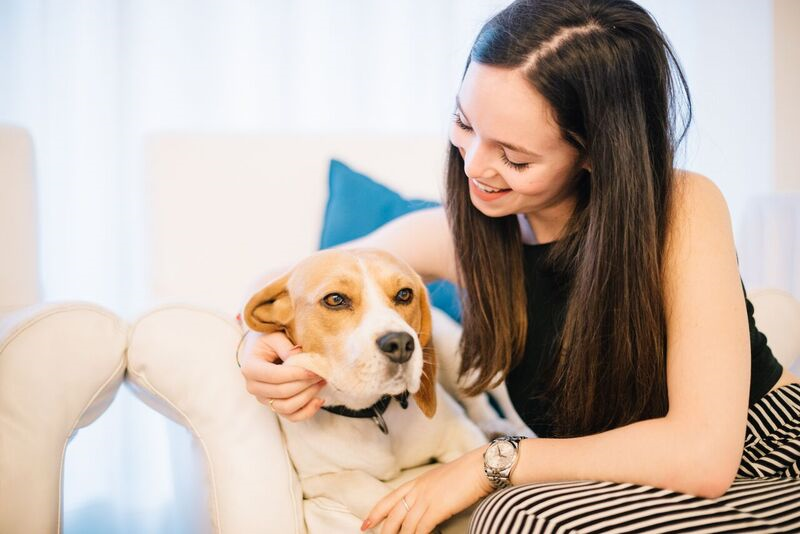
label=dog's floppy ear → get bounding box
[414,284,437,418]
[243,271,295,339]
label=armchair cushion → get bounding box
[748,288,800,372]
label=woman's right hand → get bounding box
[239,330,327,422]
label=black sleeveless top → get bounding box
[505,241,785,438]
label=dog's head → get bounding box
[243,248,437,418]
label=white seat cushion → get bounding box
[749,287,800,372]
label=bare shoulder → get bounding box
[342,206,458,285]
[663,168,742,347]
[670,169,728,217]
[665,169,733,261]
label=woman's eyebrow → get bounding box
[455,95,542,158]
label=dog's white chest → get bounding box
[280,406,416,481]
[279,388,487,483]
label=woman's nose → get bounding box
[460,138,496,181]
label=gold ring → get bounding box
[401,497,410,512]
[268,398,276,412]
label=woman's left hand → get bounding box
[361,444,494,534]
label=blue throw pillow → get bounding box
[319,159,462,323]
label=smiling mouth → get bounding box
[471,178,511,193]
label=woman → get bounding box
[239,0,800,532]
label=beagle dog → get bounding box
[243,248,532,531]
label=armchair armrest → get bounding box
[126,304,305,534]
[0,302,127,533]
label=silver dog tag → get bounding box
[372,411,389,434]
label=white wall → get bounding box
[640,0,776,231]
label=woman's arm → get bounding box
[337,206,458,284]
[506,172,750,500]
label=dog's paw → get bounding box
[477,418,537,440]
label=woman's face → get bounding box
[449,61,588,222]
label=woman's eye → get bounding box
[500,151,530,171]
[452,112,530,172]
[452,112,472,132]
[395,288,413,304]
[322,293,348,308]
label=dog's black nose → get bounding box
[377,332,415,364]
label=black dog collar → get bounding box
[321,391,410,434]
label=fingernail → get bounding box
[316,398,325,407]
[361,519,371,530]
[317,379,327,386]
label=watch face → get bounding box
[486,440,516,469]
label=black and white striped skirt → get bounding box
[468,382,800,533]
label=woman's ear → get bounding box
[413,284,437,419]
[243,271,295,339]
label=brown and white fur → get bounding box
[243,248,533,529]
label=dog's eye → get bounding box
[395,288,413,304]
[322,293,349,309]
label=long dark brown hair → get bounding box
[446,0,692,438]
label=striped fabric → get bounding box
[468,382,800,533]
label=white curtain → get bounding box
[0,0,778,531]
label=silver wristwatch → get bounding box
[483,435,527,490]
